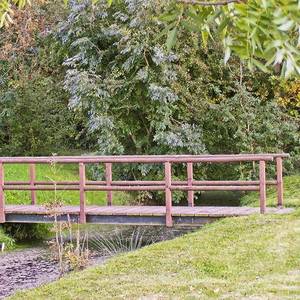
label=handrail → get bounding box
[0,154,286,163]
[0,154,288,226]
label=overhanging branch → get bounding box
[177,0,246,6]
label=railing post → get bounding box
[276,157,283,208]
[165,162,173,227]
[79,163,86,224]
[29,164,36,205]
[259,160,266,214]
[187,162,194,207]
[105,163,112,206]
[0,163,5,223]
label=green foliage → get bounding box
[57,0,299,185]
[3,0,300,77]
[0,1,84,156]
[0,226,15,249]
[3,223,51,241]
[0,74,77,155]
[276,78,300,117]
[162,0,300,77]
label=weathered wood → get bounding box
[79,163,86,224]
[3,205,293,225]
[0,155,276,164]
[0,154,289,226]
[276,157,283,207]
[3,179,277,186]
[165,162,173,227]
[259,160,266,214]
[105,163,113,206]
[0,163,5,223]
[29,164,36,205]
[187,162,194,207]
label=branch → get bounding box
[177,0,245,6]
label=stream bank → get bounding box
[0,224,198,299]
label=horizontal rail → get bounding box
[3,184,260,191]
[0,154,280,164]
[4,180,277,186]
[170,185,259,191]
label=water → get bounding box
[0,225,197,298]
[0,247,59,299]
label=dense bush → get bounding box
[57,0,299,182]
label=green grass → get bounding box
[10,212,300,299]
[4,164,131,206]
[241,175,300,209]
[6,174,300,299]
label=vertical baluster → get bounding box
[79,163,86,224]
[0,163,5,223]
[259,160,266,214]
[187,162,194,207]
[276,157,283,208]
[165,162,173,227]
[105,163,112,206]
[29,164,36,205]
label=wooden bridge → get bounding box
[0,154,292,227]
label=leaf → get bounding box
[278,20,294,31]
[251,58,270,73]
[166,27,178,52]
[224,47,231,64]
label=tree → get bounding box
[1,0,300,77]
[56,0,299,179]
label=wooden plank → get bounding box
[105,163,113,206]
[187,163,194,207]
[3,205,294,222]
[165,162,173,227]
[29,164,37,205]
[259,161,266,214]
[0,163,4,223]
[276,157,283,207]
[79,163,86,223]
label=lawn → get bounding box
[6,174,300,299]
[4,164,131,206]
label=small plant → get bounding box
[47,215,90,274]
[89,227,150,257]
[45,161,90,275]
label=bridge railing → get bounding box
[0,154,289,226]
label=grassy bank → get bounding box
[10,211,300,299]
[241,175,300,208]
[4,164,130,206]
[6,174,300,299]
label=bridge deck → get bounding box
[4,205,293,226]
